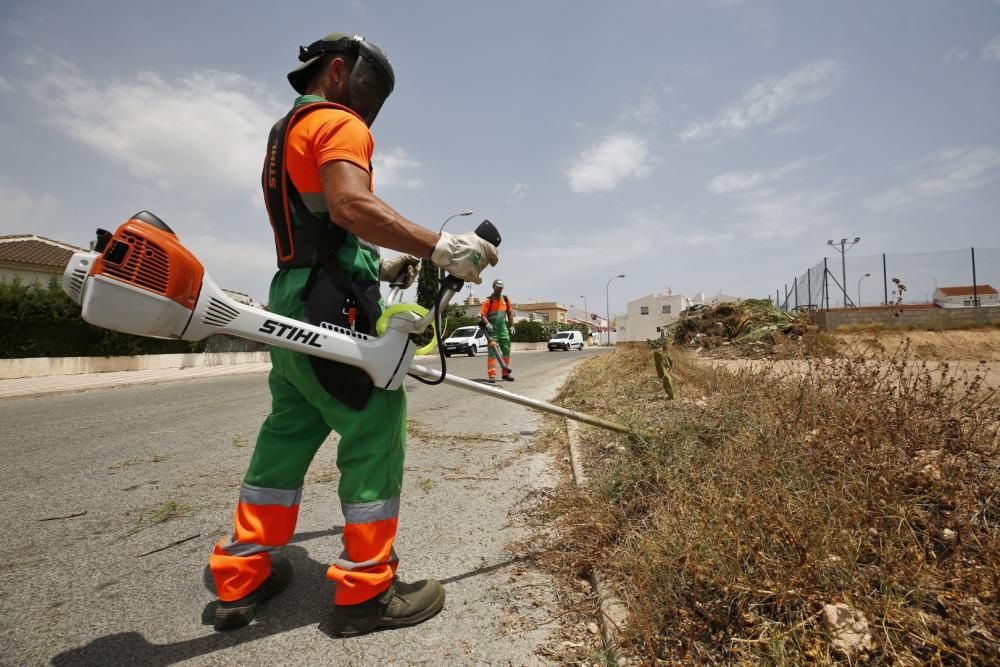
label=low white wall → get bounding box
[4,340,605,379]
[0,352,271,380]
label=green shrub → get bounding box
[0,277,209,358]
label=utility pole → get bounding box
[605,274,625,346]
[827,237,861,308]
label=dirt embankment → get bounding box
[835,328,1000,361]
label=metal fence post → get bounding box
[776,289,780,307]
[883,253,888,306]
[823,258,830,311]
[794,279,799,311]
[972,247,978,307]
[783,283,789,310]
[807,268,812,310]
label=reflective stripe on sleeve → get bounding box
[240,483,303,508]
[300,192,327,213]
[341,497,400,525]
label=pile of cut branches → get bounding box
[670,299,814,355]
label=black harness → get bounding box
[261,102,381,409]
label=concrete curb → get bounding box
[565,419,629,665]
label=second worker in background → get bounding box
[479,279,515,383]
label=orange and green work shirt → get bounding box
[209,95,407,607]
[480,295,512,338]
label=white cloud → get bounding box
[0,75,12,92]
[708,171,765,195]
[619,90,662,125]
[186,233,274,298]
[26,59,284,195]
[942,47,969,63]
[983,34,1000,62]
[706,157,839,239]
[0,185,62,235]
[514,206,728,278]
[372,147,424,189]
[736,188,840,240]
[864,146,1000,213]
[567,133,651,193]
[508,183,529,201]
[680,60,843,141]
[708,157,816,195]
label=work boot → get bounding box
[214,554,293,631]
[502,374,514,382]
[328,577,446,637]
[488,377,497,384]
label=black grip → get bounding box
[474,219,501,248]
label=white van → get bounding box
[547,330,585,351]
[442,326,488,357]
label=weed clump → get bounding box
[535,345,998,664]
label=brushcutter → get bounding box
[62,211,632,435]
[477,324,513,375]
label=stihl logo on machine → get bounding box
[259,319,323,348]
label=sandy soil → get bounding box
[834,328,1000,361]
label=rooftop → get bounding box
[0,235,86,269]
[935,285,998,296]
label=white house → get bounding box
[932,285,999,308]
[565,306,608,333]
[621,290,704,342]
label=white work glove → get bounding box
[431,231,498,284]
[379,254,420,288]
[509,325,516,336]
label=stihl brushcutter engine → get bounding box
[63,211,632,435]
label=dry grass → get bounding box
[529,345,999,664]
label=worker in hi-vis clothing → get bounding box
[208,32,498,637]
[479,279,515,383]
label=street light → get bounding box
[827,237,861,308]
[857,272,870,308]
[579,294,589,344]
[438,210,474,279]
[605,274,625,346]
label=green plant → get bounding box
[0,277,209,358]
[651,347,678,399]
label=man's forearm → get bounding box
[329,190,438,258]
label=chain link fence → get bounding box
[777,247,1000,311]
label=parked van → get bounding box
[442,326,488,357]
[547,330,585,351]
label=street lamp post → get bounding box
[579,294,588,339]
[605,274,625,346]
[827,237,861,308]
[857,272,870,308]
[438,210,474,280]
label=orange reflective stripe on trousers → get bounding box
[209,484,301,602]
[328,498,400,605]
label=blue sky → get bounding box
[2,0,999,314]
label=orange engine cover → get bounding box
[92,217,205,309]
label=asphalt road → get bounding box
[0,347,606,666]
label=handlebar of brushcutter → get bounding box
[385,219,501,333]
